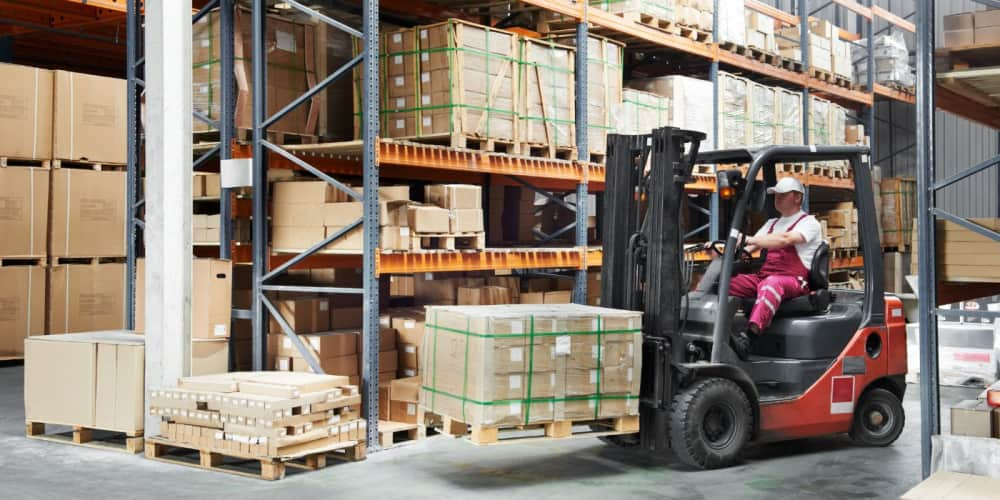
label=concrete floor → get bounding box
[0,363,978,499]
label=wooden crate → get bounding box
[518,37,576,159]
[880,178,916,250]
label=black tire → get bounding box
[669,377,752,469]
[850,388,905,446]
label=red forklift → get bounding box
[599,128,908,469]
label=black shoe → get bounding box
[730,330,752,361]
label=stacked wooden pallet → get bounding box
[146,372,366,480]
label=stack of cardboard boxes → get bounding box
[148,372,366,460]
[519,37,576,156]
[745,10,776,53]
[416,184,484,242]
[944,10,1000,48]
[777,19,852,82]
[0,62,128,354]
[950,381,1000,440]
[818,202,858,250]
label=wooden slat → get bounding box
[872,6,915,33]
[745,0,799,25]
[832,0,873,20]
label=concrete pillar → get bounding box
[143,0,193,433]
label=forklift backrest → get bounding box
[809,241,830,291]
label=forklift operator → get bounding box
[728,177,822,360]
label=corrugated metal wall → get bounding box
[768,0,999,217]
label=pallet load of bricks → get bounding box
[271,182,484,254]
[0,62,128,363]
[419,304,641,444]
[146,371,366,480]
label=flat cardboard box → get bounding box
[191,339,229,376]
[389,275,415,297]
[950,399,993,438]
[330,306,363,329]
[520,291,544,304]
[0,63,53,160]
[350,185,411,202]
[272,180,350,205]
[321,201,409,227]
[52,71,126,164]
[945,30,975,48]
[0,265,45,356]
[449,209,484,233]
[975,9,1000,28]
[901,471,1000,500]
[0,167,48,258]
[272,225,325,251]
[354,327,398,353]
[279,330,358,358]
[425,184,482,209]
[47,263,126,334]
[291,354,358,375]
[975,26,1000,44]
[49,169,126,257]
[25,331,143,432]
[408,205,450,233]
[943,13,974,31]
[544,290,572,304]
[134,258,231,340]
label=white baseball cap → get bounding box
[767,177,805,194]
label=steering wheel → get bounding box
[706,239,754,261]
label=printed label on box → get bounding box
[213,324,227,337]
[510,347,523,363]
[556,336,571,355]
[509,374,521,390]
[275,30,296,53]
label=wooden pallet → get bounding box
[0,157,51,168]
[49,256,126,265]
[410,232,486,251]
[518,143,577,161]
[26,421,144,454]
[391,134,518,155]
[747,46,780,66]
[807,164,832,178]
[692,164,715,175]
[144,436,365,481]
[378,420,420,448]
[417,410,469,439]
[719,41,748,56]
[586,152,606,165]
[466,415,640,446]
[0,256,44,267]
[51,159,127,171]
[779,57,805,73]
[776,163,805,175]
[677,25,712,42]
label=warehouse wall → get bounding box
[767,0,999,217]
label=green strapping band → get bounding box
[524,315,536,424]
[430,309,440,413]
[594,315,603,419]
[461,316,470,423]
[421,385,637,406]
[424,323,640,339]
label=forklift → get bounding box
[599,128,908,469]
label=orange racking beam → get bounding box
[872,6,915,33]
[831,0,872,20]
[874,83,915,105]
[936,84,1000,130]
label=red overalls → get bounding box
[729,213,812,332]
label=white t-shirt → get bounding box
[754,211,823,269]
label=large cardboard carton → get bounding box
[425,184,481,209]
[0,265,45,356]
[0,64,53,160]
[950,399,994,438]
[48,263,126,334]
[420,304,641,426]
[449,209,484,233]
[390,309,425,346]
[52,71,126,164]
[269,298,330,334]
[279,331,358,358]
[408,205,450,233]
[134,258,232,340]
[49,169,126,258]
[0,167,48,257]
[25,331,143,432]
[191,339,229,376]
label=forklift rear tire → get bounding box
[669,377,751,470]
[849,388,905,447]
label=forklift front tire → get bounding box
[849,388,905,447]
[669,377,752,470]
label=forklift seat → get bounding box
[740,242,831,317]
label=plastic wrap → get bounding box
[749,83,776,147]
[719,72,749,148]
[590,0,674,23]
[808,96,831,145]
[627,75,713,145]
[420,304,643,427]
[853,32,914,87]
[716,0,746,46]
[777,89,803,145]
[931,435,1000,478]
[549,34,624,156]
[616,88,669,134]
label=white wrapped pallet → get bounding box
[717,72,749,148]
[616,88,669,134]
[776,88,803,145]
[749,82,777,147]
[626,75,713,146]
[715,0,746,46]
[808,95,832,145]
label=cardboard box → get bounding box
[191,339,228,376]
[350,185,411,202]
[269,298,330,334]
[25,331,143,432]
[48,263,126,334]
[390,400,419,424]
[544,290,572,304]
[408,205,450,233]
[398,342,418,369]
[354,326,397,353]
[975,26,1000,44]
[390,376,420,402]
[425,184,482,209]
[279,331,358,358]
[389,275,415,297]
[0,265,45,356]
[272,180,352,205]
[449,209,484,233]
[0,167,48,257]
[291,354,358,375]
[945,29,975,47]
[950,399,993,438]
[975,9,1000,28]
[943,13,974,31]
[52,71,126,164]
[390,310,425,346]
[49,169,126,258]
[902,471,1000,500]
[520,291,544,304]
[321,201,409,227]
[0,64,53,160]
[134,258,231,340]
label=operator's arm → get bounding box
[747,230,805,250]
